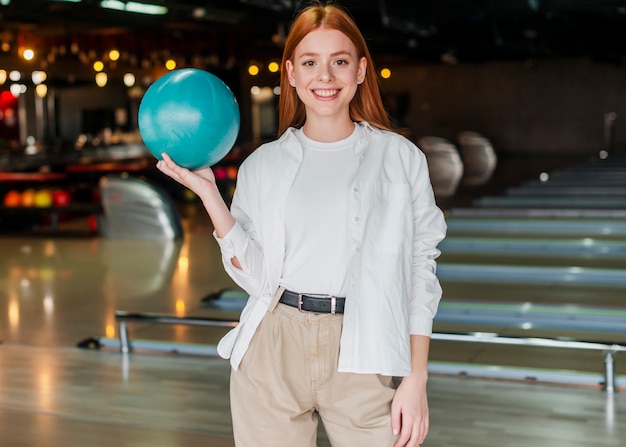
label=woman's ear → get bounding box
[357,56,367,84]
[285,60,296,86]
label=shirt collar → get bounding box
[279,121,378,154]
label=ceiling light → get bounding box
[9,70,21,82]
[123,73,136,87]
[32,71,47,84]
[22,48,35,61]
[95,72,108,87]
[100,1,168,15]
[36,84,48,98]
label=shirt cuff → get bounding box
[410,314,434,337]
[213,222,248,260]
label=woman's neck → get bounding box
[302,117,356,143]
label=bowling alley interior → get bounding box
[1,1,626,446]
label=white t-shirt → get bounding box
[280,124,362,297]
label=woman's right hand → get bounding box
[156,152,216,199]
[156,152,237,242]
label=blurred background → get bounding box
[1,3,626,445]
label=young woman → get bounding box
[157,3,446,446]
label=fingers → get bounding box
[392,413,429,447]
[157,153,186,177]
[157,152,179,171]
[391,403,401,437]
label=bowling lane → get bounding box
[438,277,626,307]
[439,236,626,268]
[445,216,626,239]
[0,212,238,348]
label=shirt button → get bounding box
[352,187,359,193]
[353,216,359,222]
[354,247,360,253]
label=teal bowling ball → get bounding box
[138,68,240,169]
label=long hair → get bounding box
[278,2,391,135]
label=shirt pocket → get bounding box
[373,181,412,254]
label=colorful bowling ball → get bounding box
[21,189,36,207]
[34,189,53,207]
[3,190,21,207]
[52,189,72,207]
[138,68,240,170]
[226,165,238,180]
[88,215,98,233]
[213,166,228,181]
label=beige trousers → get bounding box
[230,302,398,447]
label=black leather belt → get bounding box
[279,289,345,314]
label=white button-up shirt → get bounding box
[215,122,447,376]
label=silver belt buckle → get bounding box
[297,293,305,312]
[297,293,334,313]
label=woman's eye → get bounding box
[335,59,348,66]
[303,60,315,67]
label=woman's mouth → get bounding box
[312,89,339,98]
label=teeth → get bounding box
[314,89,338,97]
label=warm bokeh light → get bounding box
[0,69,6,84]
[95,72,108,87]
[380,68,391,79]
[9,70,21,81]
[93,60,104,72]
[9,84,24,96]
[165,59,176,70]
[32,70,47,84]
[35,84,48,98]
[123,72,136,87]
[22,48,35,60]
[109,49,120,61]
[248,64,260,76]
[268,61,279,73]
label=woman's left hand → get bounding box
[391,376,429,446]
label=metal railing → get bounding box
[112,309,625,393]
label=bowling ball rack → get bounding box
[0,171,102,235]
[0,203,102,234]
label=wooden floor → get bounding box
[1,167,626,446]
[1,344,624,447]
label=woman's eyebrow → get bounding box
[297,50,353,59]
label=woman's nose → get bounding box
[319,67,332,82]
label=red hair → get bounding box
[278,2,391,135]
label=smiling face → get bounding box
[285,27,366,129]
